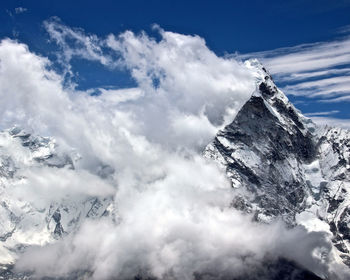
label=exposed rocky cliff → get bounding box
[204,60,350,268]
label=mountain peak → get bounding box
[205,63,350,269]
[243,63,314,135]
[245,59,292,103]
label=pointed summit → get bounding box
[244,59,315,133]
[205,62,350,267]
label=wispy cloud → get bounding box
[279,67,350,82]
[238,28,350,127]
[43,17,119,80]
[239,32,350,103]
[337,25,350,35]
[241,38,350,76]
[304,110,340,117]
[283,76,350,98]
[309,116,350,129]
[319,94,350,103]
[15,7,27,14]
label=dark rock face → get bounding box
[204,65,350,269]
[52,209,64,237]
[206,87,316,221]
[0,264,29,280]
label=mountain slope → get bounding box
[1,60,349,279]
[0,127,115,265]
[204,60,350,267]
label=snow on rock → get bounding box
[205,60,350,268]
[0,127,115,267]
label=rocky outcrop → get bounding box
[204,61,350,267]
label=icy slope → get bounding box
[0,59,349,279]
[0,127,114,264]
[204,60,350,266]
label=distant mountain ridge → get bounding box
[0,127,114,266]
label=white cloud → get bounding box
[239,33,350,102]
[283,76,350,97]
[0,21,346,279]
[43,17,119,79]
[242,38,350,75]
[309,116,350,129]
[97,87,144,103]
[337,25,350,35]
[105,28,257,148]
[43,19,256,149]
[15,7,27,14]
[304,110,340,117]
[16,167,115,201]
[16,211,336,279]
[303,111,350,129]
[279,67,350,82]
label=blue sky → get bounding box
[1,0,350,125]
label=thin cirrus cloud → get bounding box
[14,7,28,14]
[239,32,350,103]
[304,110,350,129]
[338,25,350,35]
[308,116,350,129]
[304,110,340,117]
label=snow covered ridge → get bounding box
[0,59,350,279]
[0,127,115,265]
[205,61,350,271]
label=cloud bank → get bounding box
[0,19,347,279]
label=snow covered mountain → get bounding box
[0,127,115,266]
[204,60,350,268]
[0,59,350,279]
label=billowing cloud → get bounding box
[0,20,347,279]
[16,212,336,279]
[41,18,257,149]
